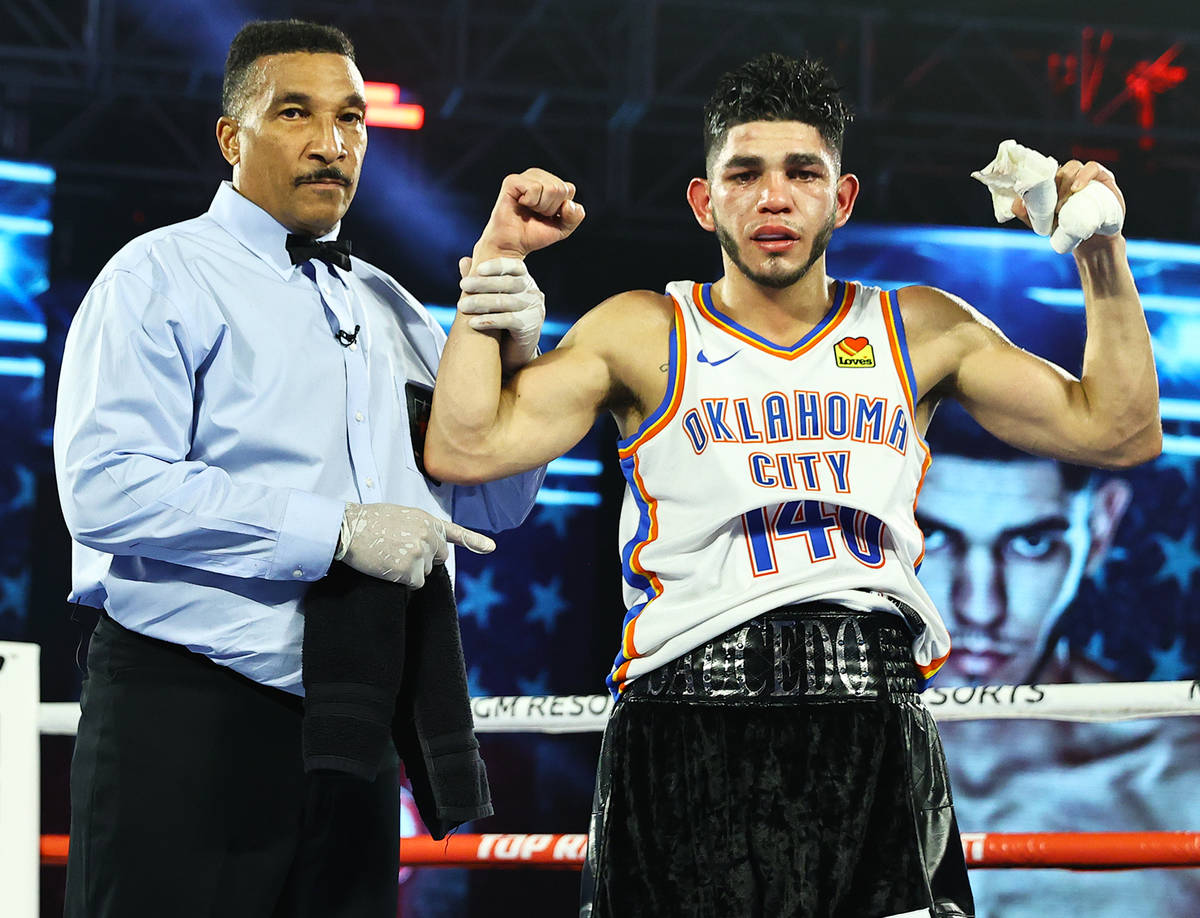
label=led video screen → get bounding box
[0,160,53,641]
[827,223,1200,916]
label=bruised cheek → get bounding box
[800,186,837,219]
[711,187,753,220]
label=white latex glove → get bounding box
[334,503,495,588]
[1049,181,1125,253]
[458,256,545,372]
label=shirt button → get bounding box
[348,342,358,351]
[292,568,304,578]
[365,478,375,489]
[355,411,364,422]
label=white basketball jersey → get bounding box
[608,279,951,696]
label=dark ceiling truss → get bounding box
[1,0,1197,235]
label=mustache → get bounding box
[295,167,352,187]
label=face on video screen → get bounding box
[917,455,1129,685]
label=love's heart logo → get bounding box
[834,336,875,368]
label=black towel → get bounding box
[394,565,493,838]
[301,562,492,839]
[301,564,406,777]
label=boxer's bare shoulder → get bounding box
[890,284,1013,429]
[559,288,674,437]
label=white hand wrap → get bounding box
[335,503,495,588]
[1049,181,1124,254]
[972,139,1125,254]
[459,257,545,369]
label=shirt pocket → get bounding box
[394,377,437,481]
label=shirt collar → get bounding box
[207,181,344,279]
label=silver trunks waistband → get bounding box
[624,606,919,704]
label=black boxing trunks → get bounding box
[580,605,974,918]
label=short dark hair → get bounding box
[703,52,853,173]
[222,20,356,119]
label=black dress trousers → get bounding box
[64,614,400,918]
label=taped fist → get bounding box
[1043,160,1126,254]
[973,141,1125,254]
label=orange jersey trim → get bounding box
[918,646,951,680]
[880,290,917,415]
[880,289,934,568]
[617,299,688,459]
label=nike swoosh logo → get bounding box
[697,349,740,366]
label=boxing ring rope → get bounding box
[35,830,1200,870]
[4,640,1199,916]
[36,676,1200,736]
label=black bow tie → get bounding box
[286,234,352,271]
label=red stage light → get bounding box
[363,81,425,130]
[1049,34,1188,150]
